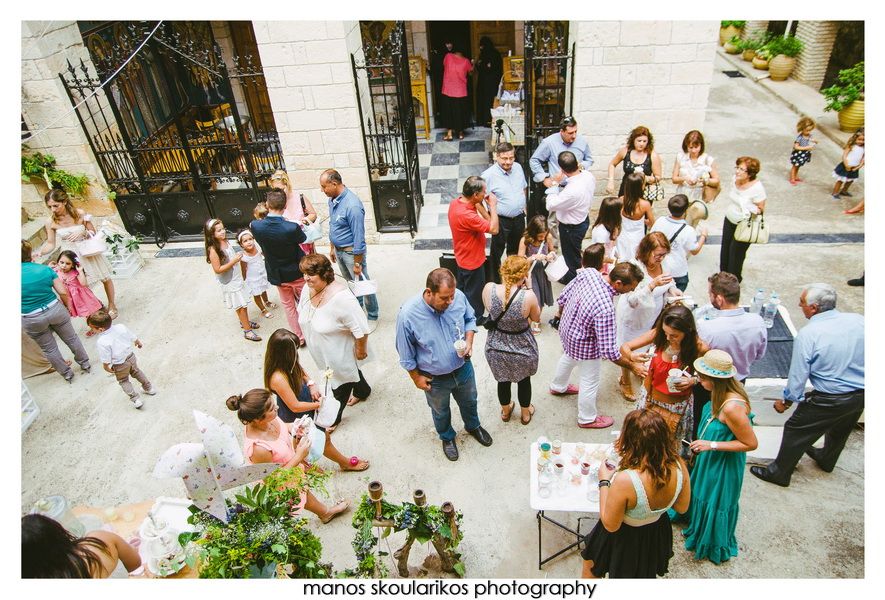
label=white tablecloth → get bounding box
[529,442,609,514]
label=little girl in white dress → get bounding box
[237,230,277,319]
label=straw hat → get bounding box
[693,349,737,379]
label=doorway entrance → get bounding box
[427,21,472,126]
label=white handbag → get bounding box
[349,273,378,297]
[313,393,341,430]
[544,254,569,282]
[75,231,108,257]
[301,220,324,244]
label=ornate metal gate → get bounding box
[351,21,422,233]
[60,21,284,245]
[523,21,576,217]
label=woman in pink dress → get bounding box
[268,169,319,254]
[441,47,474,141]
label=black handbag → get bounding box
[483,287,522,331]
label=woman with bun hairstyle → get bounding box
[226,389,351,524]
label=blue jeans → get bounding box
[423,361,481,441]
[336,249,379,320]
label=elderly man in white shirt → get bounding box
[692,271,767,435]
[545,150,595,284]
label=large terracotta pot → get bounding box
[769,55,796,81]
[719,25,741,46]
[752,55,770,70]
[837,100,865,132]
[742,49,756,61]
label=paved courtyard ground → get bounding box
[20,53,865,578]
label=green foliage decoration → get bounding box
[21,150,90,196]
[822,62,865,113]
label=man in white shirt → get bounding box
[650,194,707,291]
[88,309,156,409]
[545,151,595,284]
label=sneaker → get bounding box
[577,415,614,429]
[840,190,853,197]
[831,194,841,200]
[133,398,144,409]
[142,387,158,396]
[548,316,560,330]
[550,384,579,396]
[847,275,864,287]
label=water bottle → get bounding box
[762,292,779,328]
[750,288,766,314]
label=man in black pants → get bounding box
[545,151,595,285]
[482,142,527,283]
[750,283,865,487]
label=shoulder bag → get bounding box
[75,230,108,257]
[483,286,524,332]
[734,213,769,244]
[299,194,324,243]
[643,174,665,203]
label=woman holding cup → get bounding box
[482,256,541,425]
[621,304,709,445]
[580,409,691,578]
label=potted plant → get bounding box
[739,33,766,61]
[723,35,741,55]
[822,61,864,132]
[180,467,332,579]
[768,35,805,81]
[752,45,772,71]
[719,21,746,46]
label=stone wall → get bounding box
[253,21,377,241]
[793,21,839,90]
[571,20,719,193]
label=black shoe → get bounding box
[442,439,459,461]
[468,426,493,447]
[548,316,560,330]
[847,275,864,287]
[749,465,789,487]
[805,447,834,473]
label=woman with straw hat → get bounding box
[674,349,757,564]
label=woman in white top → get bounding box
[616,232,679,400]
[720,156,766,282]
[298,253,371,431]
[616,172,656,264]
[671,130,720,204]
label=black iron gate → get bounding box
[523,21,575,217]
[60,21,284,245]
[351,21,422,233]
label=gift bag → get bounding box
[544,255,568,282]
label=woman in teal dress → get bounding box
[679,349,758,564]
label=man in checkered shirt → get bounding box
[549,262,647,428]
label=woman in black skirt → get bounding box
[581,409,691,578]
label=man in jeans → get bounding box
[448,175,499,325]
[395,268,493,461]
[320,168,379,321]
[545,151,595,285]
[21,240,90,382]
[549,263,646,429]
[481,141,527,283]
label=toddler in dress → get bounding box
[52,250,104,336]
[236,229,277,319]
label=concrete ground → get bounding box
[21,53,864,578]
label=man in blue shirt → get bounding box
[320,169,379,321]
[529,116,594,194]
[751,283,864,487]
[481,142,527,283]
[395,268,493,461]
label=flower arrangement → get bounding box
[180,467,332,578]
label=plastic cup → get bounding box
[552,439,562,455]
[553,461,565,476]
[667,368,683,393]
[580,462,591,475]
[539,442,551,459]
[538,484,552,499]
[537,457,550,472]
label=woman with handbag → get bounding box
[482,256,541,425]
[269,169,320,254]
[615,232,680,401]
[720,156,766,282]
[262,331,370,472]
[674,349,757,564]
[227,389,363,525]
[297,253,372,429]
[672,130,720,227]
[605,125,663,199]
[33,189,118,319]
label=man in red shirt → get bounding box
[448,176,499,324]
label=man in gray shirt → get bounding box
[693,272,767,435]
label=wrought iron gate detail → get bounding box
[523,21,575,217]
[60,21,284,244]
[351,21,422,233]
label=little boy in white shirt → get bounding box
[87,309,156,409]
[650,194,708,292]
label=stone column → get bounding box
[571,20,718,194]
[253,21,377,240]
[793,21,839,90]
[742,21,769,40]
